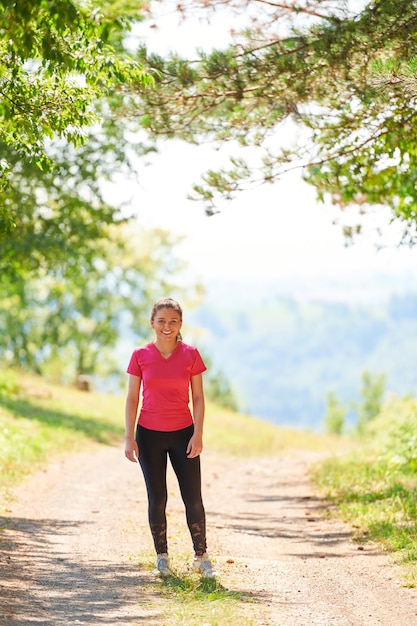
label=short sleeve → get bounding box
[126,349,142,377]
[191,348,207,376]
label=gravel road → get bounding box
[1,444,416,625]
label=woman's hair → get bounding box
[150,298,183,341]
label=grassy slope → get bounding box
[0,369,342,502]
[312,395,417,586]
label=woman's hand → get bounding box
[186,433,203,458]
[125,438,139,463]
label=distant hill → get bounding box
[187,273,417,432]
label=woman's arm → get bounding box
[187,373,205,458]
[124,374,141,462]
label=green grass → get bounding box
[204,403,345,457]
[158,573,253,626]
[311,395,417,586]
[135,553,258,626]
[0,369,125,502]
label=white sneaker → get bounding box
[154,553,171,577]
[192,553,217,578]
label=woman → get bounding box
[124,297,216,578]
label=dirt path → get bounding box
[1,444,416,625]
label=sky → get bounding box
[116,2,417,297]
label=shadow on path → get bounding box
[0,515,159,625]
[0,513,263,626]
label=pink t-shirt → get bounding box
[126,341,207,432]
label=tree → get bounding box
[129,0,417,240]
[199,352,239,410]
[0,1,209,388]
[0,0,151,233]
[354,370,386,434]
[0,97,154,279]
[0,223,199,381]
[323,391,347,435]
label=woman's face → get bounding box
[151,307,182,341]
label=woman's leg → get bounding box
[168,426,207,556]
[136,425,169,554]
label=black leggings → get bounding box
[136,424,207,556]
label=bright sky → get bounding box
[120,140,416,288]
[118,2,417,292]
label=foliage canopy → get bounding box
[131,0,417,241]
[0,1,204,381]
[0,0,151,233]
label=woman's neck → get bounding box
[153,338,178,357]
